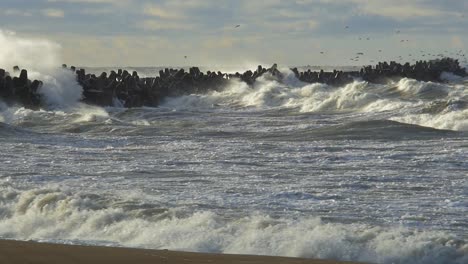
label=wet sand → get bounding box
[0,239,367,264]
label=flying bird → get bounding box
[184,56,187,59]
[357,52,364,55]
[235,25,240,28]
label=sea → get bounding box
[0,31,467,264]
[0,65,466,264]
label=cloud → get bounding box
[451,36,464,48]
[42,9,65,18]
[358,2,450,19]
[140,1,221,32]
[203,36,237,49]
[164,0,216,9]
[142,1,217,20]
[294,0,457,20]
[2,0,466,67]
[47,0,122,3]
[80,8,114,15]
[3,9,33,17]
[265,20,319,32]
[313,0,457,20]
[139,20,193,30]
[143,5,183,20]
[46,0,132,8]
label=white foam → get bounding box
[392,109,468,131]
[0,187,466,264]
[28,69,83,108]
[160,73,468,131]
[162,75,412,116]
[396,78,448,98]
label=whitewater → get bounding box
[0,31,467,264]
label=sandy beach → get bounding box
[0,239,367,264]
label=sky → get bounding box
[0,0,467,67]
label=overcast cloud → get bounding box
[0,0,466,66]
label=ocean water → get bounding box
[0,69,467,264]
[0,31,468,264]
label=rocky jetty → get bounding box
[0,68,42,109]
[0,58,466,109]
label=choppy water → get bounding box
[0,68,467,264]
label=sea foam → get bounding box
[0,187,466,264]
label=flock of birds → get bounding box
[337,26,467,65]
[182,23,467,67]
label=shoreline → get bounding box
[0,239,367,264]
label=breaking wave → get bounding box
[0,187,466,264]
[161,73,467,131]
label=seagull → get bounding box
[320,51,324,54]
[345,26,349,29]
[235,25,240,28]
[378,50,382,52]
[357,52,364,55]
[184,56,187,59]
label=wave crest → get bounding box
[0,187,466,264]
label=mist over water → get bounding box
[0,32,468,264]
[0,30,83,113]
[0,30,60,71]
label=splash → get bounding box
[0,29,84,112]
[0,30,60,71]
[29,69,83,108]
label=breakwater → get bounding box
[0,58,466,109]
